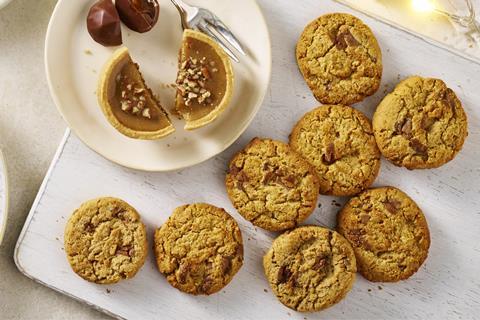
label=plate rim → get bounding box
[44,0,272,172]
[0,146,9,245]
[0,0,14,10]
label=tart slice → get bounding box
[175,29,234,130]
[98,47,174,139]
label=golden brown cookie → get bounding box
[64,197,148,284]
[290,105,381,196]
[373,76,468,169]
[154,203,243,295]
[225,138,320,232]
[337,187,430,282]
[263,226,356,312]
[296,13,382,105]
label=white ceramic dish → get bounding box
[0,0,14,10]
[45,0,271,172]
[0,147,8,245]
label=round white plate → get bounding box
[45,0,271,171]
[0,147,8,245]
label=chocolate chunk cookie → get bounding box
[290,105,381,196]
[64,197,148,284]
[296,13,382,105]
[263,226,356,312]
[337,187,430,282]
[226,138,320,232]
[373,76,468,169]
[154,203,243,295]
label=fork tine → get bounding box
[206,17,246,56]
[197,24,240,63]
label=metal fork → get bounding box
[170,0,246,62]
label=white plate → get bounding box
[0,0,14,10]
[0,147,8,245]
[45,0,271,172]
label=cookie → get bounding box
[64,197,148,284]
[337,187,430,282]
[373,76,468,169]
[290,105,381,196]
[154,203,243,295]
[263,226,356,312]
[225,138,320,232]
[296,13,382,105]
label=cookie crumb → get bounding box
[378,286,383,290]
[368,288,372,292]
[263,288,268,293]
[84,49,92,55]
[106,289,111,294]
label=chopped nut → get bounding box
[176,56,217,106]
[134,87,145,94]
[121,90,127,99]
[142,108,151,118]
[212,68,218,73]
[126,84,132,91]
[209,61,216,67]
[132,106,140,114]
[121,100,131,111]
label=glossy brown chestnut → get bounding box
[116,0,160,33]
[87,0,122,46]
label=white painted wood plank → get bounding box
[15,0,480,319]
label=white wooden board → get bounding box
[15,1,480,319]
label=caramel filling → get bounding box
[175,37,227,121]
[108,56,170,132]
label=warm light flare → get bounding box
[412,0,435,12]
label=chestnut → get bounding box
[116,0,160,33]
[86,0,122,46]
